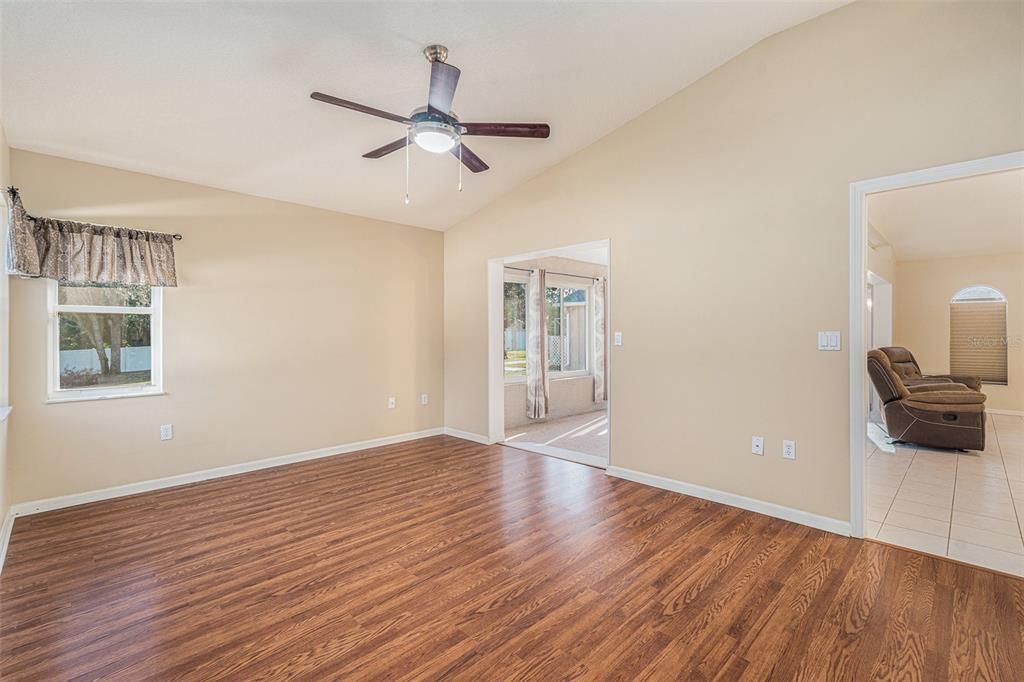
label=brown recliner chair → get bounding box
[878,346,983,391]
[867,350,987,451]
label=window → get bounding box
[504,276,590,379]
[950,286,1008,385]
[547,286,588,373]
[503,281,527,377]
[49,281,163,400]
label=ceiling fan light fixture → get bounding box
[411,121,459,154]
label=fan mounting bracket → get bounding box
[423,44,448,64]
[409,106,461,130]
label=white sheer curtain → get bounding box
[593,276,607,402]
[526,268,549,419]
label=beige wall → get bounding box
[444,1,1024,521]
[0,123,10,521]
[866,222,896,285]
[505,376,603,430]
[8,150,444,504]
[894,252,1024,413]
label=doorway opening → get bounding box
[487,240,610,468]
[850,151,1024,576]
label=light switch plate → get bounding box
[751,436,764,456]
[817,331,841,351]
[613,332,623,346]
[387,397,396,409]
[420,393,429,405]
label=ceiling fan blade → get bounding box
[461,122,550,138]
[362,137,410,159]
[452,143,489,173]
[427,61,461,115]
[310,92,411,124]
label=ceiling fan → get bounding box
[310,45,550,176]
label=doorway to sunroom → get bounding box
[491,241,610,468]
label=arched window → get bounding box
[950,286,1008,384]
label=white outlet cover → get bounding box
[751,436,764,456]
[613,331,623,346]
[783,440,796,459]
[388,397,396,409]
[420,393,429,405]
[160,424,173,441]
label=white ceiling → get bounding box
[1,1,844,230]
[868,169,1024,261]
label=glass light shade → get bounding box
[411,123,458,154]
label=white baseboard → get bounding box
[8,427,445,519]
[989,409,1024,417]
[442,427,493,444]
[606,466,851,537]
[0,511,14,574]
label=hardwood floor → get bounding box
[2,435,1022,680]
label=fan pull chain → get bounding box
[458,143,463,192]
[404,129,411,205]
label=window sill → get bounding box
[46,390,166,405]
[504,373,593,385]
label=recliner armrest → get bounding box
[924,374,983,391]
[905,390,987,405]
[907,383,971,394]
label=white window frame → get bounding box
[502,274,530,383]
[502,273,593,383]
[47,280,164,403]
[547,281,591,378]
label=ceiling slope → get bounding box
[2,1,844,229]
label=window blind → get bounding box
[950,301,1008,384]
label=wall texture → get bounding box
[0,123,11,522]
[866,222,897,286]
[894,252,1024,413]
[8,151,444,503]
[505,376,603,430]
[443,1,1024,522]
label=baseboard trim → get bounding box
[989,409,1024,417]
[442,427,493,444]
[606,466,851,537]
[8,427,445,519]
[0,512,14,574]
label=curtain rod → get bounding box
[503,265,600,281]
[8,185,184,240]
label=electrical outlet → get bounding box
[783,440,796,460]
[751,436,764,456]
[387,397,396,409]
[420,393,429,405]
[160,424,173,441]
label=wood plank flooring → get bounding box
[1,435,1022,680]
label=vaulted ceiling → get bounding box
[1,1,844,230]
[868,169,1024,261]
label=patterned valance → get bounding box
[5,187,178,287]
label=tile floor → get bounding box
[504,410,609,461]
[866,412,1024,577]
